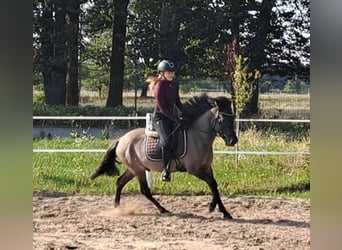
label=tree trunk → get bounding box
[66,0,80,106]
[140,85,148,97]
[246,0,275,115]
[44,71,67,105]
[41,0,54,105]
[106,0,129,107]
[225,37,239,115]
[159,1,181,66]
[41,0,67,106]
[51,0,67,105]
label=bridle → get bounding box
[211,110,236,139]
[184,107,236,138]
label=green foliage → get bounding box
[33,0,310,108]
[33,129,310,198]
[81,30,112,69]
[283,79,309,94]
[81,0,309,83]
[80,62,109,94]
[179,80,197,93]
[33,91,45,104]
[232,55,260,115]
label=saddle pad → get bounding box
[145,113,158,137]
[145,129,187,161]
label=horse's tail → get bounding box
[89,140,120,180]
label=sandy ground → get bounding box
[33,191,310,249]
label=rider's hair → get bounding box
[146,74,163,95]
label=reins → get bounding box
[218,111,235,118]
[192,110,235,135]
[165,123,182,140]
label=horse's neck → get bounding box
[188,108,217,145]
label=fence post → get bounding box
[235,114,240,168]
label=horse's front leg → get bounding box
[192,169,233,219]
[211,178,233,219]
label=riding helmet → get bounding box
[157,60,176,73]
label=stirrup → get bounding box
[161,170,171,182]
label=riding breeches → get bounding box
[154,118,175,150]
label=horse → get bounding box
[89,95,238,219]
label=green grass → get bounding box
[33,129,310,198]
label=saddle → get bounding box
[145,113,187,162]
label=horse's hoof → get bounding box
[161,209,171,214]
[89,172,99,180]
[224,213,233,220]
[209,203,216,212]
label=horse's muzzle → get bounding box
[225,135,238,146]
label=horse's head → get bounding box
[182,94,238,146]
[210,97,238,146]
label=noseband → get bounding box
[211,110,235,139]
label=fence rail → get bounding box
[33,116,310,123]
[33,148,310,155]
[33,116,310,156]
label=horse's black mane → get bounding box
[182,94,233,125]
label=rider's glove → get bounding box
[175,116,188,128]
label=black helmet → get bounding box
[157,60,175,73]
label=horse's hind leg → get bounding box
[136,173,170,214]
[114,170,135,207]
[193,170,233,219]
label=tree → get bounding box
[81,0,113,68]
[232,54,260,117]
[66,0,80,106]
[33,0,310,109]
[245,0,275,115]
[35,0,81,106]
[33,0,43,87]
[106,0,130,107]
[80,30,112,96]
[224,37,260,117]
[266,0,310,79]
[40,0,67,105]
[159,0,184,65]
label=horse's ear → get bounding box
[207,97,217,107]
[228,98,236,115]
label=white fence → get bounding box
[33,116,310,156]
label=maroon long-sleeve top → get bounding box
[153,79,183,121]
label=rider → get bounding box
[148,59,187,182]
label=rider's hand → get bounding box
[175,116,188,128]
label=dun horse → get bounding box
[90,95,238,219]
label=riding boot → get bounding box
[161,161,171,182]
[161,147,172,182]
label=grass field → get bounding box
[33,128,310,198]
[33,89,310,198]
